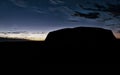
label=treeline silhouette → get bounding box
[0,27,120,63]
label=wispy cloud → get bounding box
[9,0,27,8]
[49,0,64,5]
[31,6,48,14]
[49,6,81,22]
[9,0,47,14]
[49,6,74,15]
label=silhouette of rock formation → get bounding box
[45,27,116,49]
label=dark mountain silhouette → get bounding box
[45,27,116,49]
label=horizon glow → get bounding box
[0,30,119,41]
[0,32,48,41]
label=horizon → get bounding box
[0,26,120,41]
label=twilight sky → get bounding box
[0,0,120,40]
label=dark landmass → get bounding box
[0,37,30,42]
[0,27,120,63]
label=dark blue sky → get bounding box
[0,0,120,33]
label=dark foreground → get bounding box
[0,40,120,63]
[0,27,120,63]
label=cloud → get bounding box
[49,0,64,5]
[49,6,84,22]
[0,31,28,34]
[31,7,48,14]
[9,0,47,14]
[72,11,100,19]
[9,0,27,8]
[33,9,47,14]
[68,20,80,22]
[49,6,74,15]
[9,0,65,14]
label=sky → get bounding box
[0,0,120,40]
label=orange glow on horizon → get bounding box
[113,32,120,39]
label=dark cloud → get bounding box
[68,20,80,22]
[49,6,79,22]
[72,11,100,19]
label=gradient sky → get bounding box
[0,0,120,40]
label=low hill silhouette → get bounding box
[45,27,116,49]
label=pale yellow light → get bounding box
[0,33,48,41]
